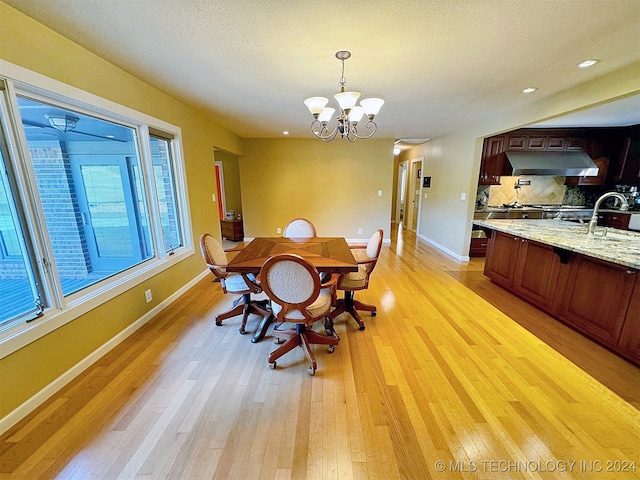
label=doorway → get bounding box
[395,162,408,224]
[404,157,423,232]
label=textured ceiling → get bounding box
[4,0,640,144]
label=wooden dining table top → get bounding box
[226,237,358,274]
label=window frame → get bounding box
[0,60,193,359]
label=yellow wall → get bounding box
[240,139,394,239]
[0,2,242,418]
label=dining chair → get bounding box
[283,218,317,238]
[260,253,338,376]
[199,233,270,336]
[326,229,383,332]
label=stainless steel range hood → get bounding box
[505,151,599,176]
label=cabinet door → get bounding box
[565,137,588,151]
[597,212,631,230]
[577,157,608,186]
[615,136,640,183]
[507,136,527,150]
[527,136,547,150]
[484,231,520,288]
[479,137,505,185]
[547,136,566,150]
[557,256,637,347]
[512,239,561,313]
[617,276,640,365]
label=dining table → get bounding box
[226,236,358,343]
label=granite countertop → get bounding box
[473,219,640,269]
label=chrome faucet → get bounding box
[587,192,629,235]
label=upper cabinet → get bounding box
[479,136,506,185]
[614,134,640,184]
[479,126,639,187]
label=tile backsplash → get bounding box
[487,176,567,206]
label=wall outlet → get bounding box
[276,227,281,234]
[145,289,152,303]
[460,192,467,200]
[424,192,428,199]
[377,190,383,197]
[211,193,216,202]
[358,228,363,235]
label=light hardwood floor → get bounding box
[1,225,639,479]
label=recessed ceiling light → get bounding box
[282,131,289,135]
[522,87,537,94]
[578,59,599,69]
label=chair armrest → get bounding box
[320,273,339,288]
[241,273,263,294]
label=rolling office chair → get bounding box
[326,229,383,332]
[260,253,338,376]
[200,233,270,336]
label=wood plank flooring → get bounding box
[1,224,639,479]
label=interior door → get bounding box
[406,159,423,232]
[71,156,146,271]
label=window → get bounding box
[150,133,183,253]
[0,70,190,344]
[0,115,42,324]
[18,96,154,296]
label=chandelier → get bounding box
[304,51,384,142]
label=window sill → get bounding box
[0,247,193,359]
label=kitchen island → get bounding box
[474,219,640,365]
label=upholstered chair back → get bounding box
[283,218,317,238]
[261,254,328,321]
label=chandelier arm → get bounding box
[310,120,339,142]
[350,120,378,140]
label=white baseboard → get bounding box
[417,233,470,262]
[0,270,209,436]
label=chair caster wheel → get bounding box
[328,345,335,354]
[358,325,365,331]
[239,327,247,334]
[215,321,222,327]
[274,338,285,344]
[371,312,377,317]
[269,362,276,370]
[308,366,316,376]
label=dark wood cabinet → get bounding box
[526,135,547,150]
[565,156,609,186]
[479,126,638,189]
[506,135,527,150]
[484,231,520,287]
[597,212,631,230]
[617,276,640,364]
[484,231,560,313]
[556,255,637,348]
[512,238,561,314]
[614,136,640,184]
[479,137,505,185]
[469,232,489,257]
[483,227,640,365]
[220,219,244,241]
